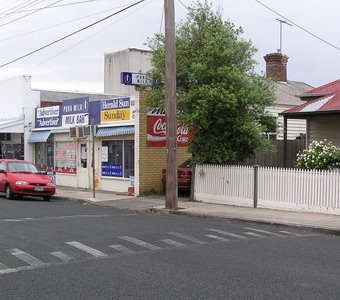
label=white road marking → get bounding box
[0,214,136,223]
[167,232,207,244]
[207,229,247,239]
[0,262,8,270]
[109,244,135,254]
[9,248,46,266]
[244,232,266,238]
[66,241,108,257]
[119,236,162,250]
[160,239,187,247]
[244,227,282,236]
[278,230,303,236]
[205,234,230,242]
[0,265,44,274]
[50,251,73,261]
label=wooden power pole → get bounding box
[164,0,178,209]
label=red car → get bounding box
[161,159,192,191]
[0,159,56,201]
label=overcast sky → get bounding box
[0,0,339,93]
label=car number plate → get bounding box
[34,187,44,191]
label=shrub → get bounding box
[295,140,340,170]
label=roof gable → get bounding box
[302,79,340,96]
[281,79,340,115]
[282,91,340,114]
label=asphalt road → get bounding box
[0,197,339,299]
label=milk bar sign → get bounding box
[121,72,147,86]
[61,97,89,128]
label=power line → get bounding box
[0,0,146,68]
[0,0,48,22]
[255,0,340,52]
[22,0,156,71]
[0,4,130,42]
[0,0,63,26]
[0,0,98,16]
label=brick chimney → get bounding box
[264,53,289,82]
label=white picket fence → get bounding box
[193,164,340,215]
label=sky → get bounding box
[0,0,339,93]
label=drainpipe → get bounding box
[283,116,288,168]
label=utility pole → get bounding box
[276,18,292,53]
[164,0,178,209]
[91,118,96,199]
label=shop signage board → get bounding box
[146,108,190,147]
[100,98,131,123]
[120,72,147,86]
[101,163,123,177]
[61,97,89,127]
[35,106,61,128]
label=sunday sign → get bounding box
[100,97,130,123]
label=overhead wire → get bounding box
[0,3,131,42]
[255,0,340,52]
[0,0,146,68]
[0,0,48,21]
[0,0,98,15]
[25,0,157,71]
[0,0,63,26]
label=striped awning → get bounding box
[96,126,135,137]
[28,130,51,143]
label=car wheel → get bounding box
[5,184,14,199]
[43,195,51,201]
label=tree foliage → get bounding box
[144,0,276,164]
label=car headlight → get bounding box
[16,180,29,185]
[47,182,55,187]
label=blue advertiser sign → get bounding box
[61,97,89,127]
[35,106,61,128]
[101,163,123,177]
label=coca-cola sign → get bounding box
[147,109,189,147]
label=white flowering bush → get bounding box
[295,140,340,170]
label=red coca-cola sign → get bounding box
[147,109,189,147]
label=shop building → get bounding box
[28,91,190,195]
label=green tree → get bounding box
[145,0,276,164]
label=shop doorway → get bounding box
[78,142,89,188]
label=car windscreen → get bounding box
[8,162,39,173]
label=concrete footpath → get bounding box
[53,186,340,235]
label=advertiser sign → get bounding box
[147,108,189,147]
[35,106,60,128]
[61,97,89,127]
[100,98,131,123]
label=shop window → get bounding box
[35,142,54,171]
[55,141,77,174]
[1,143,22,159]
[101,140,134,178]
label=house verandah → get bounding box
[281,79,340,166]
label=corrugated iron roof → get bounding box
[301,79,340,96]
[282,91,340,115]
[274,80,314,106]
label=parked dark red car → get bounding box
[0,159,56,201]
[161,159,192,191]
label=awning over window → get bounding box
[28,130,51,143]
[0,116,24,133]
[96,126,135,137]
[50,128,69,134]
